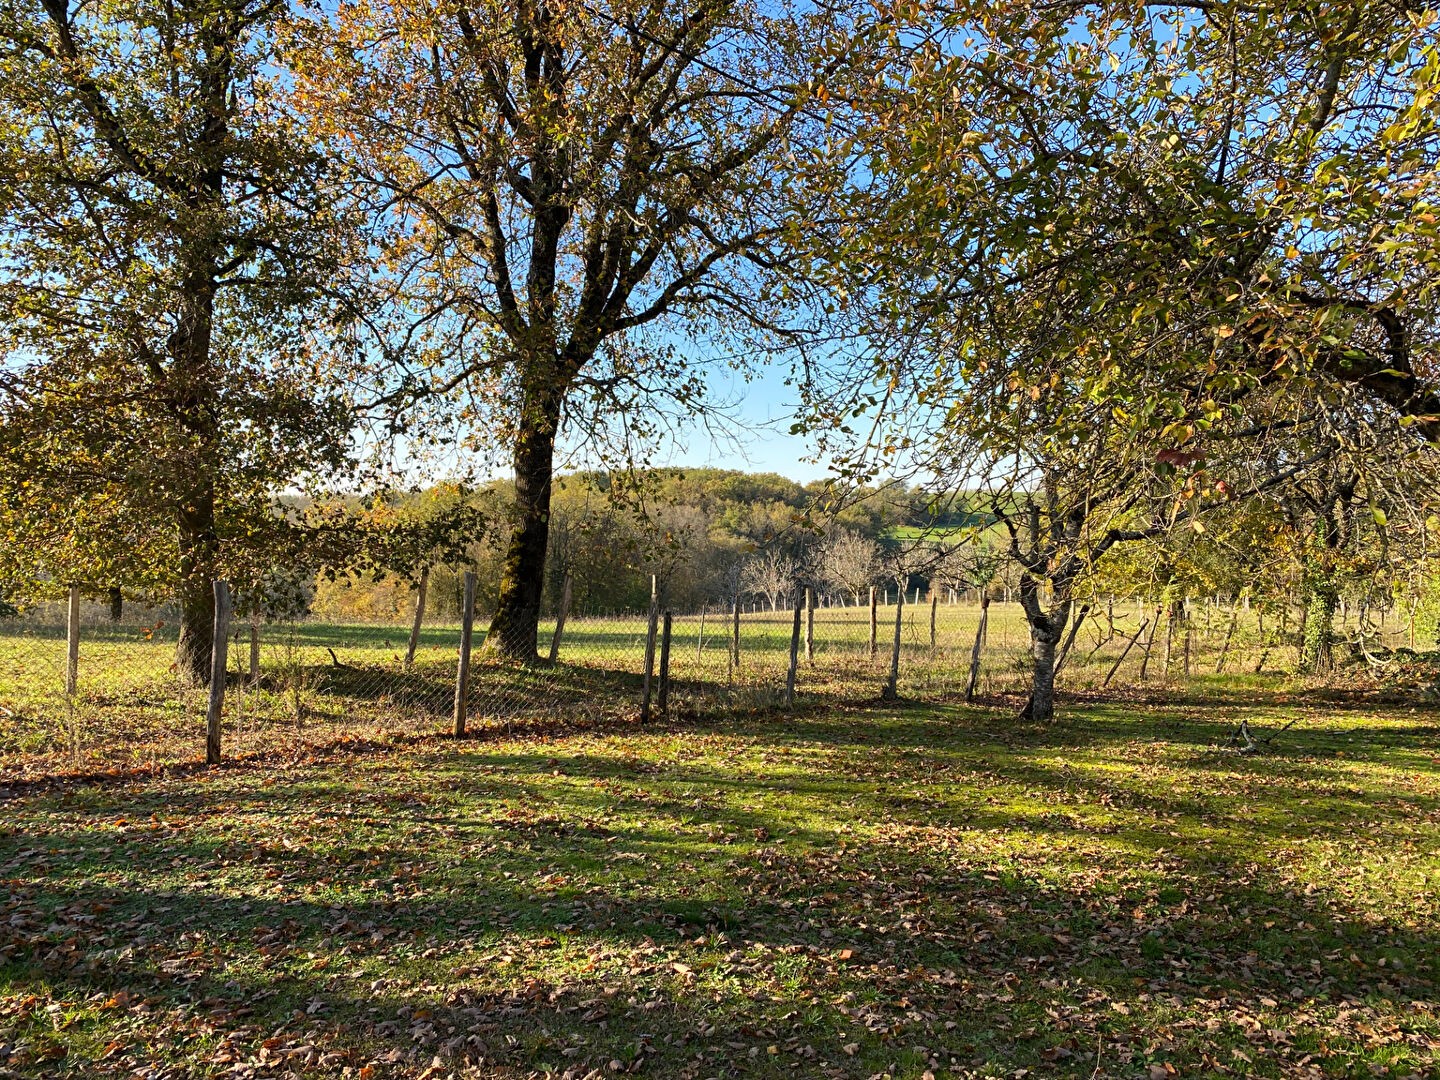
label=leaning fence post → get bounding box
[547,572,572,665]
[206,579,231,765]
[65,582,80,698]
[405,566,429,669]
[453,570,476,737]
[658,611,673,715]
[696,606,706,663]
[883,584,904,701]
[1103,616,1150,688]
[1138,606,1162,680]
[929,593,938,650]
[1054,603,1090,675]
[965,594,990,701]
[1215,603,1240,674]
[785,594,803,708]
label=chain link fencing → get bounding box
[0,580,1421,783]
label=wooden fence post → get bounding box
[929,593,938,650]
[868,586,878,658]
[206,580,231,765]
[1215,604,1239,674]
[785,596,803,708]
[1138,607,1161,679]
[547,572,572,665]
[1054,604,1090,675]
[1161,603,1177,678]
[804,587,815,662]
[883,585,904,700]
[731,590,741,668]
[65,583,80,698]
[965,595,990,702]
[641,576,659,722]
[248,608,261,683]
[453,571,476,737]
[405,566,429,669]
[696,607,706,663]
[658,612,673,715]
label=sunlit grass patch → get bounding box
[1,695,1438,1077]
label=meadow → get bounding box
[1,692,1437,1078]
[0,596,1382,783]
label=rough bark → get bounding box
[486,380,564,661]
[1300,575,1339,674]
[1027,632,1058,723]
[175,478,219,685]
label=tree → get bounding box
[0,0,355,683]
[818,528,879,603]
[796,0,1440,717]
[741,549,797,612]
[289,0,855,661]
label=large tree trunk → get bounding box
[108,586,123,623]
[1018,581,1070,723]
[170,257,220,686]
[487,382,564,661]
[1300,575,1338,674]
[1027,632,1058,722]
[175,481,219,685]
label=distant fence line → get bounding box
[0,575,1421,780]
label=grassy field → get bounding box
[0,598,1426,781]
[1,690,1437,1078]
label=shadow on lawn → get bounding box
[3,773,1438,1077]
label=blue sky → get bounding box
[644,360,832,483]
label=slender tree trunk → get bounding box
[487,383,564,661]
[405,567,429,669]
[108,586,123,623]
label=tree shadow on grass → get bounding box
[2,791,1437,1078]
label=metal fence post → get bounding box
[65,583,80,698]
[642,576,659,721]
[965,594,990,702]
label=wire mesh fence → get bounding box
[0,579,1421,782]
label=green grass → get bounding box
[2,598,1428,780]
[2,693,1438,1078]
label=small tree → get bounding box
[741,549,798,612]
[818,529,881,603]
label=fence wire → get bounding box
[0,584,1419,782]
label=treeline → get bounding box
[311,470,934,620]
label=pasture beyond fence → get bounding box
[0,579,1417,782]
